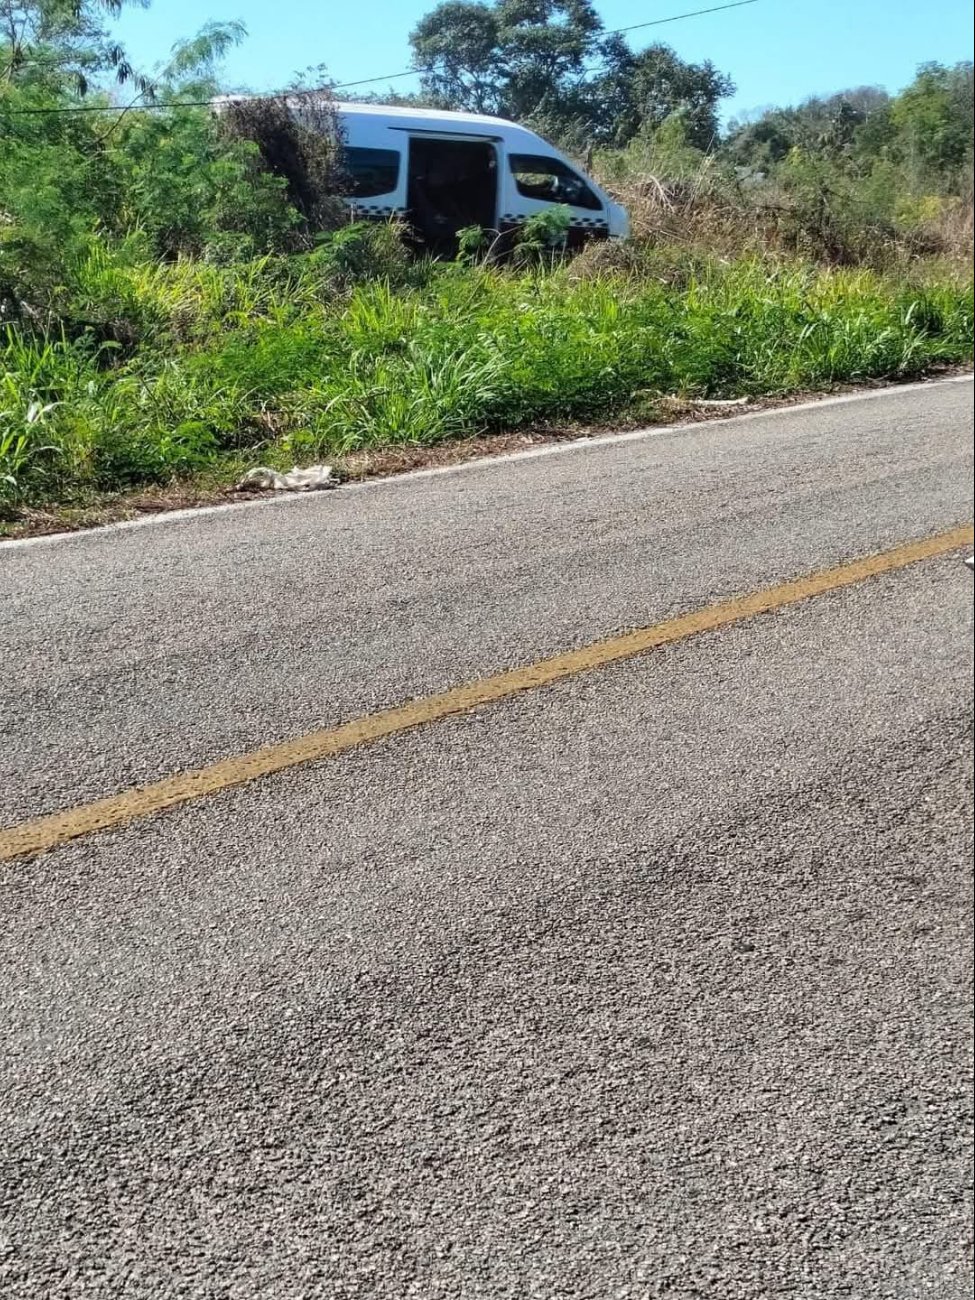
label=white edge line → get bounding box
[3,373,972,551]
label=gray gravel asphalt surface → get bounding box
[1,377,973,823]
[1,379,973,1298]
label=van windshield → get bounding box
[508,154,602,211]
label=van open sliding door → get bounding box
[406,137,498,257]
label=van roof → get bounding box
[334,102,516,131]
[211,97,549,149]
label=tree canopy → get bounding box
[409,0,735,147]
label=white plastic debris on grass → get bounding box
[688,397,751,408]
[236,464,339,492]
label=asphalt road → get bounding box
[1,378,973,1298]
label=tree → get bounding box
[723,64,973,200]
[410,0,606,124]
[409,1,735,149]
[891,61,973,190]
[590,42,734,149]
[1,11,263,257]
[724,109,797,171]
[725,88,894,173]
[409,1,504,114]
[0,1,333,319]
[1,0,152,96]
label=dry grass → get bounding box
[592,157,975,269]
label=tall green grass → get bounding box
[2,250,972,507]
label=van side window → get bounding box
[345,147,400,198]
[507,154,602,211]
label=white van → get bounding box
[212,97,629,253]
[328,102,629,253]
[333,102,628,252]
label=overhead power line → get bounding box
[2,0,760,117]
[611,0,758,38]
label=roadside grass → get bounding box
[2,247,972,514]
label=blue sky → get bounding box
[113,0,974,123]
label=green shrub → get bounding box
[308,221,412,287]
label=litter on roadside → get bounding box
[235,465,339,492]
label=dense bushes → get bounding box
[591,64,974,269]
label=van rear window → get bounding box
[345,147,400,198]
[508,154,602,211]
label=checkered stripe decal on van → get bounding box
[500,213,609,231]
[348,204,407,217]
[348,206,608,227]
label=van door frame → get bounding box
[391,128,503,235]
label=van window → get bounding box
[508,154,602,211]
[345,147,400,198]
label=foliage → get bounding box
[456,223,491,263]
[2,254,970,505]
[308,221,412,286]
[410,0,603,120]
[726,62,973,201]
[512,204,572,264]
[0,1,345,322]
[890,62,974,190]
[587,42,734,149]
[409,1,734,148]
[216,92,348,239]
[0,0,152,96]
[595,61,974,267]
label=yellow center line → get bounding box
[2,524,972,864]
